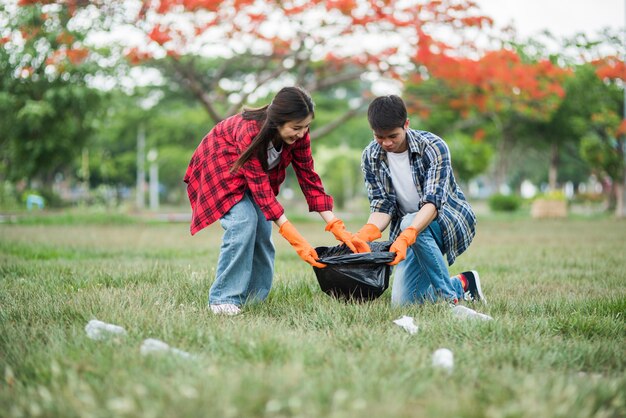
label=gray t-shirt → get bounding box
[267,143,282,170]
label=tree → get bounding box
[521,30,625,197]
[445,131,493,184]
[117,0,494,138]
[87,86,212,204]
[404,43,569,191]
[405,19,601,193]
[510,64,597,192]
[528,29,625,215]
[587,35,626,217]
[0,1,111,188]
[578,62,625,215]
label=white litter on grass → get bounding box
[85,320,127,340]
[140,338,193,359]
[432,348,454,373]
[393,315,419,334]
[452,305,493,321]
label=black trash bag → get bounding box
[312,241,394,301]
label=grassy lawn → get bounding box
[1,216,625,417]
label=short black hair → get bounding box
[367,95,407,132]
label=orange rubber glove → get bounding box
[325,218,370,253]
[354,223,382,242]
[388,227,419,265]
[279,221,326,268]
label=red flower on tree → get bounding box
[148,24,172,45]
[592,56,626,82]
[65,47,89,64]
[125,47,153,65]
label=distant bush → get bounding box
[488,193,522,212]
[535,190,567,201]
[572,192,604,204]
[0,181,20,210]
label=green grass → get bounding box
[2,209,142,226]
[1,217,625,418]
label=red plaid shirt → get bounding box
[184,114,333,235]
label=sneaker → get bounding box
[460,270,487,304]
[209,303,241,316]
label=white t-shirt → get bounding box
[387,150,420,214]
[267,143,282,170]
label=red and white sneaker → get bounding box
[459,270,487,305]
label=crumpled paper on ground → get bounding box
[432,348,454,373]
[393,315,419,334]
[140,338,193,359]
[85,319,127,340]
[452,305,493,321]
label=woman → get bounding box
[184,86,369,315]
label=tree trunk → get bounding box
[548,142,559,191]
[616,178,625,218]
[493,129,514,193]
[618,138,626,218]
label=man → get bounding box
[354,95,486,307]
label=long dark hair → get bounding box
[230,86,315,173]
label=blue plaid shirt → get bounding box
[361,129,476,265]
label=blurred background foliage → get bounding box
[0,0,624,215]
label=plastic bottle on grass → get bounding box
[85,320,127,340]
[451,305,493,321]
[140,338,193,359]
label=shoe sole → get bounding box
[209,304,241,316]
[470,270,487,305]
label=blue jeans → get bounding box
[209,193,275,306]
[391,213,464,306]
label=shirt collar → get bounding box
[405,129,424,155]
